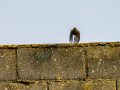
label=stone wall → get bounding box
[0,42,120,90]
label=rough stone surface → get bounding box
[49,79,116,90]
[0,81,47,90]
[0,42,119,89]
[17,47,86,80]
[117,79,120,90]
[87,46,120,79]
[0,49,16,80]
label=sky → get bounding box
[0,0,120,45]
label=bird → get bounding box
[69,27,80,43]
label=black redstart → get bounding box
[69,27,80,43]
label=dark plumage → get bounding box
[69,27,80,43]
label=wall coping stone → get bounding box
[0,42,120,49]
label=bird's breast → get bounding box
[70,35,79,43]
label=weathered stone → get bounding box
[49,79,116,90]
[117,79,120,90]
[0,49,16,80]
[87,46,120,79]
[0,81,47,90]
[17,47,86,80]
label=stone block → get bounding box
[49,79,116,90]
[0,81,47,90]
[17,47,86,80]
[0,49,16,80]
[87,46,120,79]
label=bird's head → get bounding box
[72,27,78,34]
[73,27,77,30]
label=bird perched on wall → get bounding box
[69,27,80,43]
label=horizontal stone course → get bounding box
[1,42,120,49]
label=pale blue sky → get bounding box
[0,0,120,45]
